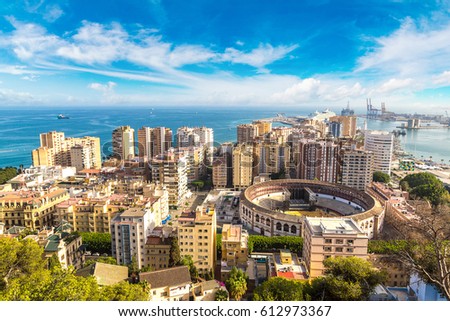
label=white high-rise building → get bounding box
[364,131,393,175]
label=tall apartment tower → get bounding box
[178,206,216,275]
[329,116,357,137]
[177,126,214,165]
[137,127,172,161]
[112,126,135,161]
[253,142,290,176]
[252,120,272,136]
[237,124,258,144]
[302,217,369,278]
[212,157,228,189]
[364,131,393,175]
[111,207,162,269]
[150,150,188,207]
[32,131,101,170]
[232,144,254,189]
[297,140,340,183]
[341,148,374,191]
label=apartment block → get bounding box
[232,143,254,189]
[329,115,357,137]
[364,130,394,175]
[221,224,248,280]
[302,217,368,278]
[144,235,172,271]
[150,150,188,208]
[178,207,216,275]
[111,206,162,269]
[341,148,374,191]
[212,157,228,189]
[112,126,135,161]
[296,139,340,183]
[0,188,70,230]
[237,124,258,144]
[32,131,101,170]
[253,142,290,176]
[137,126,172,160]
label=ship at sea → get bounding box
[57,114,70,119]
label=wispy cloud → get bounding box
[43,4,64,22]
[357,17,450,78]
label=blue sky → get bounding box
[1,0,450,112]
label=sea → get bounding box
[0,106,449,168]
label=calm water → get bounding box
[0,107,449,168]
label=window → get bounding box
[347,240,354,245]
[324,246,332,252]
[335,239,343,244]
[325,239,332,244]
[335,247,343,252]
[346,248,354,253]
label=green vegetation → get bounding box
[0,238,148,301]
[253,277,307,301]
[191,180,205,190]
[181,255,199,281]
[400,172,449,205]
[253,257,385,301]
[80,232,111,254]
[373,171,390,183]
[0,167,18,184]
[368,240,409,254]
[169,237,181,267]
[225,266,248,301]
[214,288,229,301]
[248,235,303,254]
[308,256,387,301]
[84,257,117,267]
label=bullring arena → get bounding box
[239,179,385,239]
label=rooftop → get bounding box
[76,262,128,286]
[306,217,365,235]
[139,266,191,289]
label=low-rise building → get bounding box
[302,217,369,278]
[192,280,228,301]
[139,266,192,301]
[220,224,248,280]
[143,235,172,271]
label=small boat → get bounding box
[57,114,70,119]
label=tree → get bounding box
[253,277,306,301]
[225,266,247,301]
[373,171,390,183]
[84,257,117,267]
[214,288,229,301]
[48,254,62,270]
[169,237,181,267]
[309,257,387,301]
[181,255,199,281]
[248,235,303,254]
[391,205,450,299]
[0,167,18,184]
[101,281,149,301]
[80,232,112,254]
[400,172,449,205]
[0,238,45,290]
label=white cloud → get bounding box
[0,64,36,75]
[357,17,450,77]
[272,78,323,103]
[2,17,63,60]
[0,87,36,104]
[377,78,414,93]
[433,71,450,85]
[43,4,64,22]
[88,81,117,93]
[220,43,299,72]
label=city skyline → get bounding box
[0,1,450,111]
